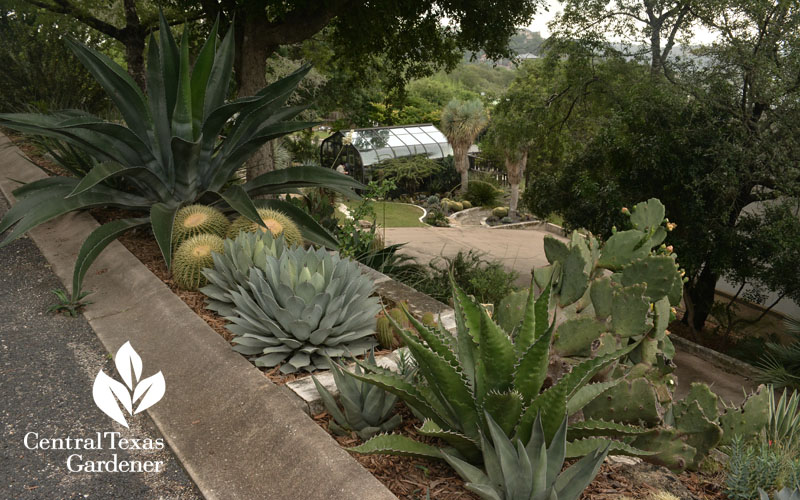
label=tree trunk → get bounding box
[510,183,520,215]
[237,14,278,181]
[459,168,469,196]
[684,265,718,332]
[123,33,146,90]
[456,146,470,194]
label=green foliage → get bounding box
[376,316,398,350]
[372,155,444,196]
[0,4,106,113]
[172,205,229,247]
[0,14,362,304]
[725,435,799,500]
[47,288,92,317]
[227,208,303,247]
[423,209,450,227]
[202,241,380,373]
[766,388,800,452]
[346,279,638,464]
[313,350,402,440]
[415,250,518,307]
[172,234,224,291]
[466,180,503,207]
[757,318,800,391]
[442,413,608,500]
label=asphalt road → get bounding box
[0,196,201,500]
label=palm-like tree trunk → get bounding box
[506,149,527,216]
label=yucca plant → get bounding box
[313,350,403,440]
[443,412,608,500]
[767,387,800,450]
[346,279,640,464]
[0,13,362,301]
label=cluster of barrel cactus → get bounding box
[169,203,303,290]
[375,304,435,349]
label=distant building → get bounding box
[320,124,453,182]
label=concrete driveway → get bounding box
[383,225,567,287]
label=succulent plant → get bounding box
[347,279,638,464]
[376,315,398,349]
[200,230,287,316]
[211,245,380,373]
[172,234,224,290]
[313,350,402,440]
[227,207,303,247]
[426,195,440,206]
[171,204,229,246]
[443,412,608,500]
[461,200,473,209]
[447,200,463,212]
[421,311,436,327]
[493,206,509,218]
[760,488,800,500]
[501,216,512,224]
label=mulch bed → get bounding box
[8,134,730,499]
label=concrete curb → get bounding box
[669,334,761,381]
[0,133,395,500]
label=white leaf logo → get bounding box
[93,341,165,427]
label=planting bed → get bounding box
[4,133,749,499]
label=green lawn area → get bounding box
[344,201,427,228]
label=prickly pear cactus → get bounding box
[509,199,768,471]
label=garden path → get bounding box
[385,225,758,406]
[383,225,564,288]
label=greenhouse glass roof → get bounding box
[342,124,453,166]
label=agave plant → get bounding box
[0,14,362,300]
[761,488,800,500]
[200,230,287,316]
[313,350,403,440]
[207,242,380,373]
[443,412,608,500]
[346,279,640,464]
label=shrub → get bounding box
[465,179,502,207]
[423,209,450,227]
[373,155,443,196]
[414,250,518,306]
[202,239,380,373]
[757,317,800,391]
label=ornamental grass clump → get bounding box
[0,13,361,301]
[203,238,380,373]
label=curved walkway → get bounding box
[384,225,566,288]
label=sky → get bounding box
[525,0,719,44]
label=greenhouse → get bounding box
[320,124,453,181]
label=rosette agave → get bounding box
[208,243,380,373]
[0,13,362,301]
